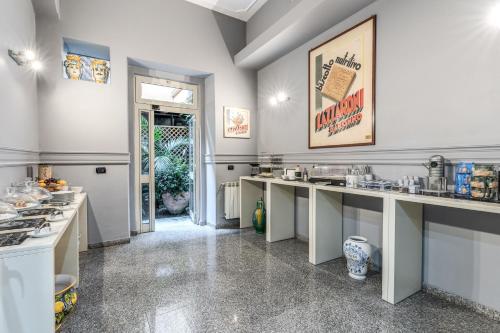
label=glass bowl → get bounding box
[0,201,19,224]
[1,187,40,211]
[18,180,53,202]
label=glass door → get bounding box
[187,114,197,222]
[134,75,200,233]
[139,110,155,232]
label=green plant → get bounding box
[152,137,190,203]
[141,122,190,206]
[155,156,189,198]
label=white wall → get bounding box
[0,0,38,189]
[257,0,500,311]
[258,0,500,154]
[0,0,38,152]
[52,165,130,245]
[36,0,258,240]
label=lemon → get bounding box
[71,293,78,304]
[54,301,64,313]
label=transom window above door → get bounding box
[135,76,198,109]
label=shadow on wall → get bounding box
[86,199,101,246]
[212,11,247,58]
[425,206,500,236]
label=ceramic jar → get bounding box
[343,236,372,280]
[54,274,78,330]
[252,198,266,234]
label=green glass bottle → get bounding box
[252,198,266,234]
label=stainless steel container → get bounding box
[424,155,445,177]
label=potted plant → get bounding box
[156,157,190,214]
[152,138,190,215]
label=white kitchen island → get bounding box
[0,193,87,333]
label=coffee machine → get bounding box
[422,155,449,196]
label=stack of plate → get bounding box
[51,191,75,203]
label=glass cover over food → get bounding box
[15,180,53,202]
[0,201,19,223]
[1,187,40,210]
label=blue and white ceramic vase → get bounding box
[343,236,372,280]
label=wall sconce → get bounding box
[488,3,500,28]
[8,49,43,71]
[269,92,290,106]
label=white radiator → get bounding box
[224,181,240,219]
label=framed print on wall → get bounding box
[62,38,111,85]
[309,16,376,149]
[223,107,251,139]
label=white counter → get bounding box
[0,193,87,333]
[240,176,500,306]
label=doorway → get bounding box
[134,75,200,233]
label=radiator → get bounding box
[224,181,240,219]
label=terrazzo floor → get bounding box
[61,220,500,333]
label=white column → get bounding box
[308,186,314,263]
[383,197,423,304]
[78,195,88,252]
[267,182,295,242]
[310,188,343,265]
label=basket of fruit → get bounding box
[38,178,68,192]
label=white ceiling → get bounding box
[183,0,268,21]
[235,0,377,69]
[31,0,61,19]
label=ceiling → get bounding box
[31,0,61,19]
[235,0,376,69]
[182,0,268,21]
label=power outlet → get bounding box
[228,165,234,171]
[96,167,107,174]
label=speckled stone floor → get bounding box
[61,220,500,333]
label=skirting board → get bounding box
[423,285,500,321]
[88,238,131,249]
[216,218,240,229]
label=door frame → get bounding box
[133,75,201,233]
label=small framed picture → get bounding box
[223,107,251,139]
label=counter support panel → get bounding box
[268,182,295,242]
[383,198,423,304]
[311,188,343,265]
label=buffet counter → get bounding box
[240,176,500,305]
[0,193,87,333]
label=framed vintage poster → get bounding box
[223,107,251,139]
[309,16,376,148]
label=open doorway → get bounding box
[134,75,200,233]
[152,112,194,230]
